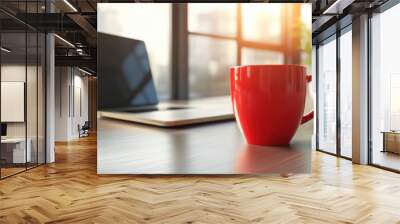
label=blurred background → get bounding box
[0,1,311,178]
[98,3,311,100]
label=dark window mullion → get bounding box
[36,0,39,167]
[25,0,28,171]
[44,3,47,164]
[172,3,188,100]
[316,44,320,150]
[0,22,2,179]
[367,11,373,165]
[187,32,236,41]
[188,31,285,53]
[336,28,341,157]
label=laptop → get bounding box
[98,33,234,127]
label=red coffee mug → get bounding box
[230,64,313,146]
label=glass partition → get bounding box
[0,2,46,179]
[38,32,45,165]
[27,31,38,169]
[1,31,28,177]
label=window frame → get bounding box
[368,0,400,173]
[187,4,301,66]
[0,0,47,180]
[170,3,303,100]
[314,24,353,161]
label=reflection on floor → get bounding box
[0,134,400,223]
[373,150,400,171]
[0,167,25,177]
[0,162,42,178]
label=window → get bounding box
[96,3,311,100]
[188,4,236,37]
[241,4,282,44]
[301,4,312,72]
[188,36,236,98]
[371,3,400,171]
[317,36,337,154]
[315,25,353,159]
[339,28,352,158]
[241,48,284,65]
[188,3,311,98]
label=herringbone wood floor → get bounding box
[1,134,400,224]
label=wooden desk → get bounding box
[382,131,400,154]
[98,117,312,174]
[1,138,31,164]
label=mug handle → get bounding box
[301,75,314,124]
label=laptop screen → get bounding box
[1,123,7,137]
[98,33,159,110]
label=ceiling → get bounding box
[311,0,389,41]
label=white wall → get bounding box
[1,65,35,138]
[55,67,89,141]
[71,73,89,138]
[1,65,27,142]
[1,82,25,122]
[55,67,70,141]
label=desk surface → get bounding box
[98,117,312,174]
[381,131,400,134]
[1,138,27,144]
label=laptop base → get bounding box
[99,96,234,127]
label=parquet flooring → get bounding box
[1,167,26,178]
[1,134,400,223]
